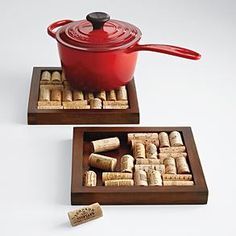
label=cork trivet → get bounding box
[51,71,61,83]
[147,170,162,186]
[121,154,134,173]
[107,90,116,101]
[169,131,184,147]
[116,86,127,101]
[84,170,97,187]
[133,142,145,159]
[103,101,128,106]
[176,156,191,174]
[37,105,63,109]
[136,159,160,165]
[68,202,103,226]
[159,152,187,163]
[90,98,102,109]
[162,174,192,181]
[85,92,94,103]
[40,71,51,84]
[127,133,159,144]
[159,132,170,147]
[146,143,158,159]
[37,101,61,106]
[159,146,186,153]
[96,91,106,101]
[134,170,148,186]
[39,87,50,101]
[73,90,84,101]
[63,89,72,102]
[163,181,194,186]
[89,153,117,171]
[51,89,61,101]
[135,164,165,174]
[105,179,134,186]
[40,84,63,90]
[103,104,128,109]
[92,137,120,153]
[102,172,132,183]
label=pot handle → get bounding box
[127,44,201,60]
[47,20,73,39]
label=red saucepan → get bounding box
[48,12,201,91]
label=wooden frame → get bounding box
[27,67,140,124]
[71,127,208,205]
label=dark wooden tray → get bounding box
[27,67,139,124]
[71,127,208,205]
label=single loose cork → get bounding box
[102,172,132,183]
[51,71,61,83]
[146,143,158,159]
[169,131,184,147]
[63,89,72,102]
[159,146,186,153]
[159,152,187,163]
[84,171,97,187]
[128,133,159,144]
[39,88,50,101]
[73,90,84,101]
[107,90,116,101]
[105,179,134,186]
[134,170,148,186]
[41,71,51,83]
[90,98,102,109]
[147,170,162,186]
[103,104,128,109]
[176,156,191,174]
[162,174,192,181]
[121,154,134,173]
[116,86,128,101]
[51,89,61,101]
[85,92,94,103]
[92,137,120,153]
[163,181,194,186]
[89,153,117,171]
[135,164,165,174]
[96,91,106,101]
[159,132,170,147]
[68,202,103,226]
[133,142,145,159]
[136,159,160,165]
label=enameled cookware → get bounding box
[48,12,201,91]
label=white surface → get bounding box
[0,0,235,234]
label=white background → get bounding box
[0,0,235,235]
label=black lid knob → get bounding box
[86,12,110,30]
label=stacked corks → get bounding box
[84,131,194,187]
[38,70,129,109]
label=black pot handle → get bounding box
[86,12,110,30]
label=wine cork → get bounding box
[116,86,127,101]
[103,101,128,106]
[85,92,94,102]
[146,143,158,159]
[134,170,148,186]
[105,179,134,186]
[103,104,129,109]
[121,154,134,173]
[63,101,88,109]
[107,90,116,101]
[159,132,170,147]
[128,133,159,144]
[176,156,191,174]
[133,142,145,159]
[96,91,106,101]
[37,105,63,109]
[40,84,64,90]
[102,172,132,183]
[136,159,160,165]
[89,153,117,171]
[163,157,175,166]
[159,152,187,163]
[90,98,102,109]
[51,89,61,101]
[51,71,61,83]
[163,157,176,174]
[147,170,162,186]
[169,131,184,147]
[73,90,84,101]
[63,89,72,102]
[84,171,97,186]
[68,202,103,226]
[162,174,193,181]
[61,71,66,82]
[92,137,120,153]
[39,88,50,101]
[159,146,186,153]
[135,164,165,174]
[41,71,51,82]
[163,181,194,186]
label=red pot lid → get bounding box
[56,12,142,51]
